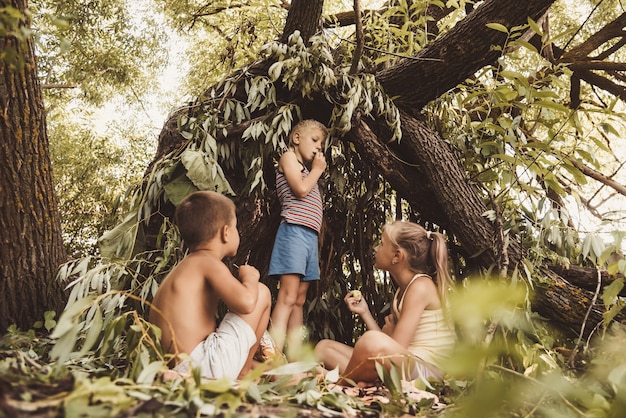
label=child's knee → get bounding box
[356,331,387,353]
[314,339,331,359]
[258,282,272,305]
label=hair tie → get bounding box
[426,231,433,240]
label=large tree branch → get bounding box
[558,150,626,197]
[324,0,455,38]
[376,0,555,109]
[348,113,510,269]
[577,68,626,103]
[529,13,626,103]
[561,13,626,60]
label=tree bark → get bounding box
[0,0,67,332]
[533,267,626,338]
[280,0,324,43]
[376,0,555,109]
[548,264,626,297]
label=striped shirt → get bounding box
[276,166,323,233]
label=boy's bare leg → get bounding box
[238,282,272,378]
[285,281,309,358]
[269,274,301,351]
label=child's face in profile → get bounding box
[225,212,240,257]
[293,127,325,163]
[374,231,396,270]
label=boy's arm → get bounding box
[280,151,325,198]
[210,263,260,315]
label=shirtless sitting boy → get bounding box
[149,190,272,380]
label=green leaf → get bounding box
[582,234,592,258]
[591,234,605,260]
[511,39,538,53]
[602,279,624,307]
[180,148,234,195]
[98,212,139,259]
[50,325,80,364]
[50,295,97,339]
[268,61,283,81]
[78,305,103,355]
[527,17,543,36]
[486,22,509,33]
[199,377,234,393]
[137,361,166,385]
[325,366,339,383]
[263,360,318,376]
[536,99,570,113]
[163,173,197,206]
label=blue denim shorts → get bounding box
[269,222,320,282]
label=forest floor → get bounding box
[0,372,448,417]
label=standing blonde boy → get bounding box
[149,191,272,380]
[269,119,329,353]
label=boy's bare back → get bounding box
[149,251,221,356]
[150,248,262,355]
[148,191,262,362]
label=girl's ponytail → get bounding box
[429,232,453,305]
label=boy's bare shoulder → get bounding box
[167,252,226,282]
[279,150,297,162]
[188,251,228,270]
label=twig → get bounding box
[350,0,363,75]
[490,364,588,416]
[568,267,602,367]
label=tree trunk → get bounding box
[280,0,324,44]
[0,0,67,332]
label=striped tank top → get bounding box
[276,166,323,233]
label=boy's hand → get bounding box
[238,264,260,283]
[311,151,327,173]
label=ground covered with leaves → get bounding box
[2,279,626,417]
[0,329,460,417]
[0,328,452,417]
[2,313,626,418]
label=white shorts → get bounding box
[173,313,257,380]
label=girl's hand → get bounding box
[381,314,396,335]
[344,290,367,315]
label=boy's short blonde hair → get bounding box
[175,191,235,250]
[287,119,329,148]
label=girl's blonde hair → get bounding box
[383,221,453,304]
[287,119,329,149]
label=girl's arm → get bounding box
[279,151,325,198]
[345,292,380,331]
